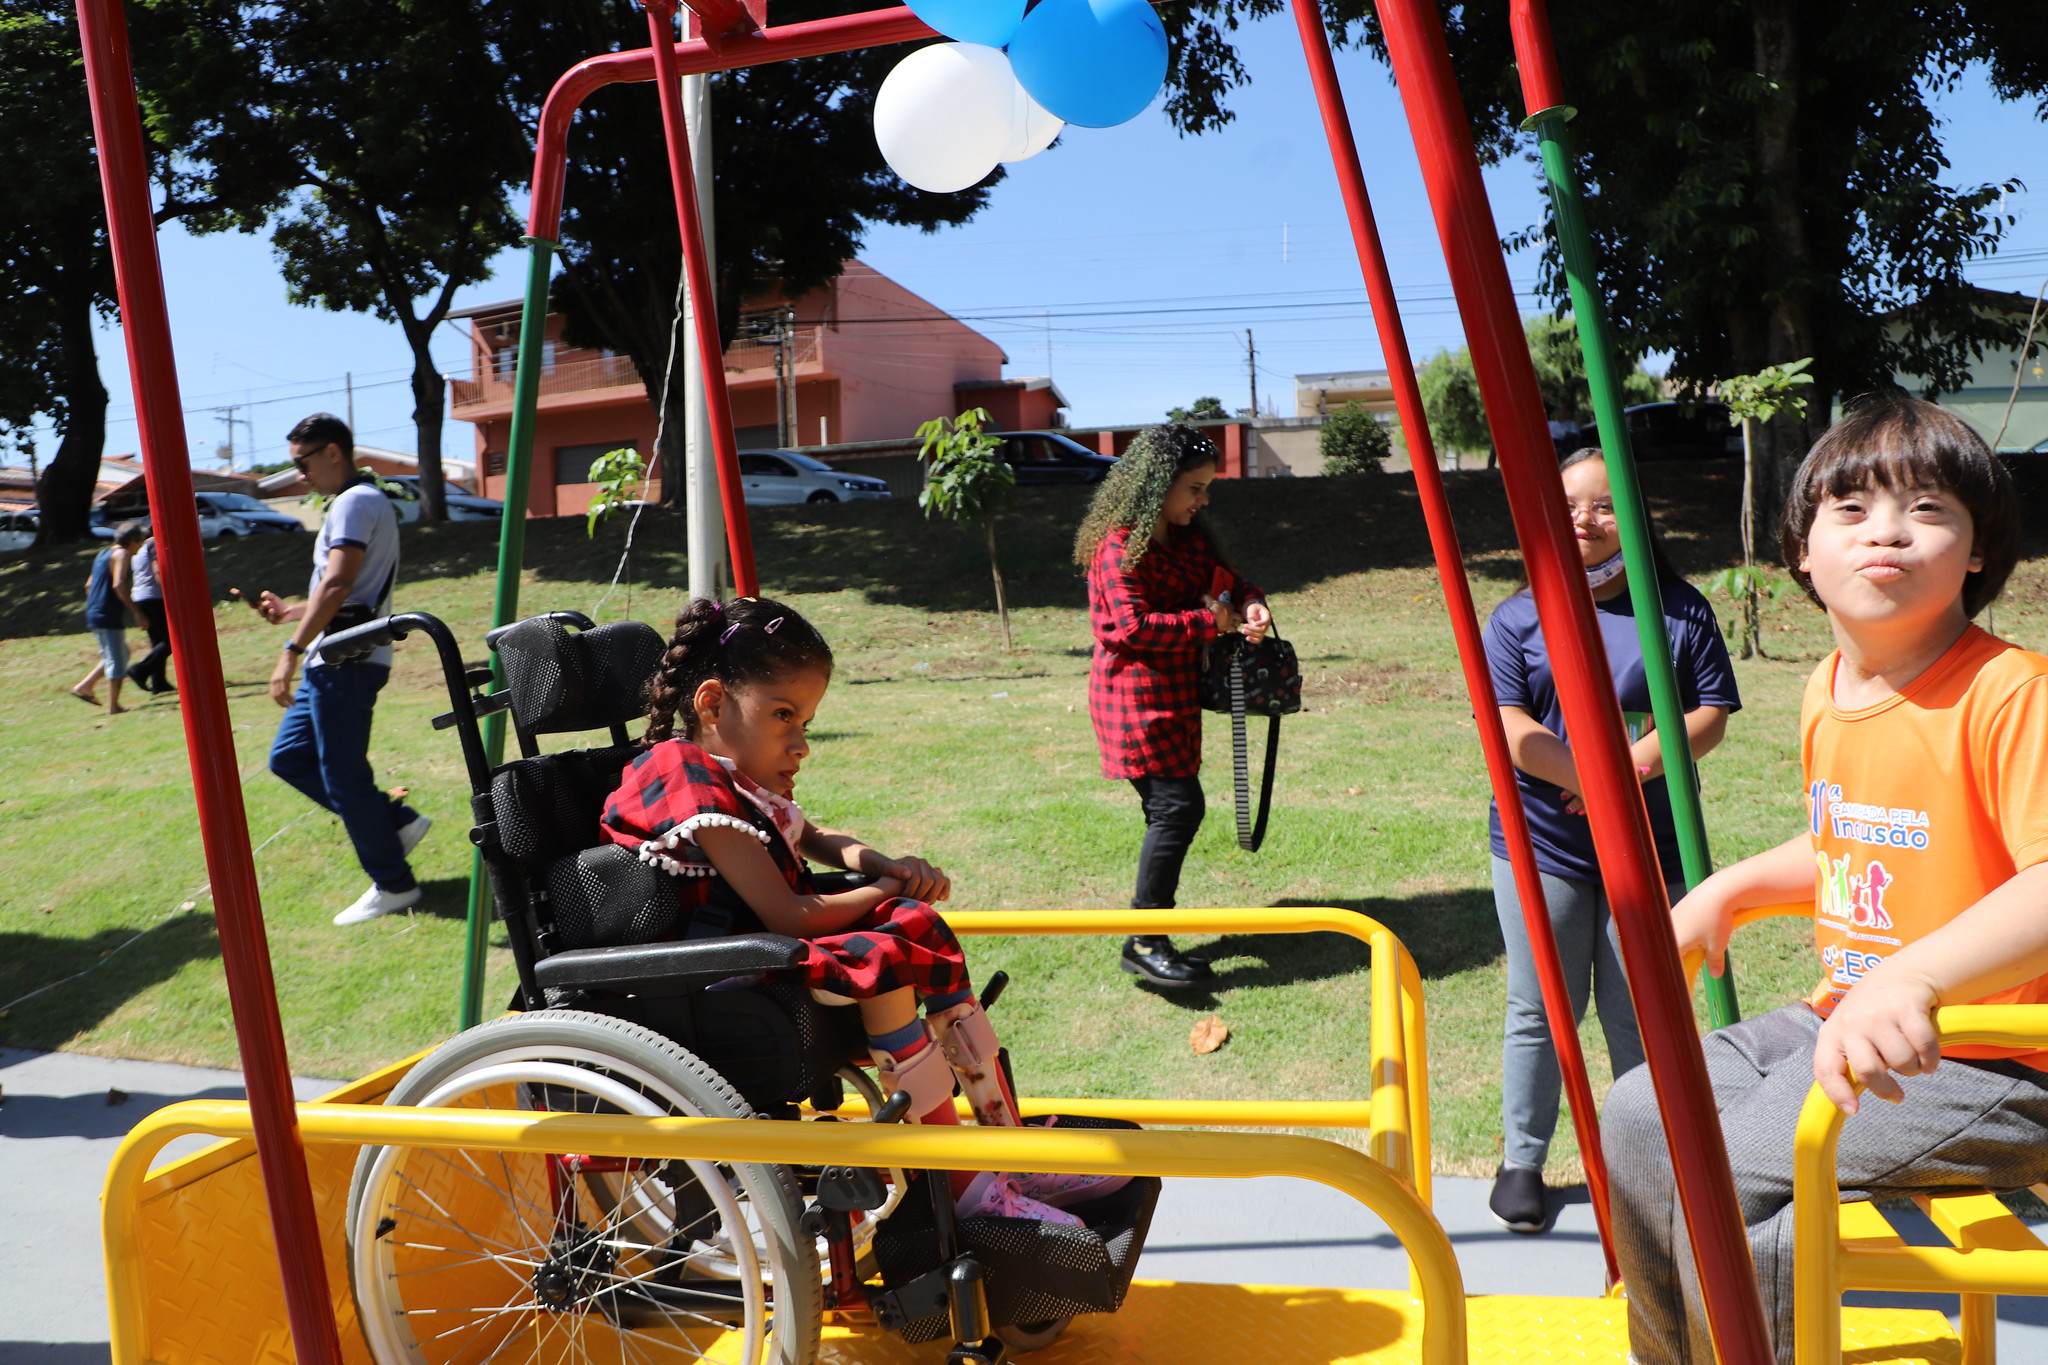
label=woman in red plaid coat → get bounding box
[1075,425,1272,988]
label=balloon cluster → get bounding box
[875,0,1168,193]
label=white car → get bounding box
[0,511,37,551]
[738,450,892,506]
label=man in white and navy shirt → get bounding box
[258,413,431,925]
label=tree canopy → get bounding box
[154,0,528,522]
[0,0,271,542]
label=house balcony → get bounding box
[450,352,646,420]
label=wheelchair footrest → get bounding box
[872,1116,1162,1346]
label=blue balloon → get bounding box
[1007,0,1167,129]
[906,0,1027,49]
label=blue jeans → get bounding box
[269,663,420,892]
[92,627,131,679]
[1492,855,1671,1169]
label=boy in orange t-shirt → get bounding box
[1606,397,2048,1365]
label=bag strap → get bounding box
[1249,713,1280,852]
[1228,651,1282,853]
[1229,652,1252,849]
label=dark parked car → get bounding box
[384,475,505,521]
[196,490,308,534]
[1593,401,1742,462]
[993,431,1119,485]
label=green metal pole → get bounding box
[1526,111,1740,1027]
[458,236,556,1030]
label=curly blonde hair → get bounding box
[1072,424,1223,570]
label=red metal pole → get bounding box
[71,3,345,1361]
[528,6,937,238]
[644,0,759,597]
[1507,0,1569,118]
[1286,0,1617,1282]
[1369,1,1773,1358]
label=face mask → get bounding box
[1586,550,1627,589]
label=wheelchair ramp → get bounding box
[816,1282,1960,1364]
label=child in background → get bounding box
[1606,398,2048,1364]
[602,594,1125,1226]
[1482,448,1738,1233]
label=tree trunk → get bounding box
[984,518,1012,652]
[406,332,449,523]
[658,324,688,508]
[1748,0,1818,547]
[34,279,108,545]
[1738,416,1762,660]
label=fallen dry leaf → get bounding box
[1189,1016,1230,1055]
[1346,786,1362,796]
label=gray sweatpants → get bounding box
[1606,1002,2048,1364]
[1492,856,1664,1169]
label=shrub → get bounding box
[1320,403,1391,477]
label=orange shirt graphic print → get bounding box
[1798,628,2048,1065]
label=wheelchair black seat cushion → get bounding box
[491,745,641,868]
[496,615,666,736]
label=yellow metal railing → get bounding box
[104,1099,1469,1365]
[1680,899,1811,992]
[1794,1005,2048,1365]
[941,908,1432,1200]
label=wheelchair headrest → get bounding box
[494,615,665,736]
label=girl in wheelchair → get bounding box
[601,594,1125,1228]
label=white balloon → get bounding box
[874,43,1021,194]
[1000,82,1064,164]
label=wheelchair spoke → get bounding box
[386,1179,542,1263]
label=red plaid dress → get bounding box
[601,739,970,1000]
[1087,525,1263,779]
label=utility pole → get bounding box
[784,305,799,444]
[1246,329,1259,418]
[680,31,726,603]
[772,314,790,448]
[345,372,354,432]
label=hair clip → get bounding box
[764,616,784,635]
[719,622,743,644]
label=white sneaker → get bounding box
[396,813,433,857]
[334,884,422,926]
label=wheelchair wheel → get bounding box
[347,1010,821,1365]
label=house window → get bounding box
[484,450,506,476]
[494,345,516,378]
[542,339,558,373]
[555,441,635,485]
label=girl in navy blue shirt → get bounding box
[1481,448,1741,1232]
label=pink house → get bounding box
[450,260,1054,518]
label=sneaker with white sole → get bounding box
[954,1171,1084,1228]
[396,813,433,857]
[334,884,422,927]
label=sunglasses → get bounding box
[290,442,330,473]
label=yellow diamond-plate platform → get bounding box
[815,1283,1959,1365]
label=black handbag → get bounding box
[1201,630,1301,851]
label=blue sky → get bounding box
[48,12,2048,472]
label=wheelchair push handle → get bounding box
[874,1090,915,1126]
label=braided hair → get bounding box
[642,595,835,744]
[1072,423,1224,571]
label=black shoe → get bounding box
[1489,1164,1548,1234]
[1120,935,1214,988]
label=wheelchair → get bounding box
[323,609,1161,1365]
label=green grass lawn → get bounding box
[4,467,2045,1180]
